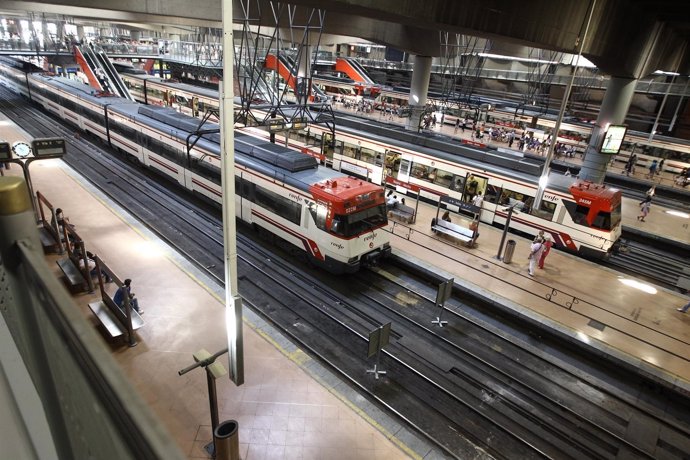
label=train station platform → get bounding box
[1,116,419,459]
[384,195,690,389]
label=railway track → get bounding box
[2,87,690,459]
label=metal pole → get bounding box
[496,205,515,260]
[221,0,244,385]
[648,74,677,140]
[668,78,689,133]
[532,0,597,213]
[207,369,220,456]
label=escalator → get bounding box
[75,44,133,100]
[264,53,328,102]
[336,57,375,85]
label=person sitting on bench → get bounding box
[386,194,399,210]
[113,278,144,315]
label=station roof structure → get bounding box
[1,0,690,78]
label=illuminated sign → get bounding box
[600,125,627,154]
[0,142,10,160]
[32,138,67,157]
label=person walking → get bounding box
[538,235,552,269]
[527,238,544,276]
[637,200,651,222]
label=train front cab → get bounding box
[567,181,622,259]
[309,178,392,274]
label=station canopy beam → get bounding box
[517,47,564,116]
[234,0,335,139]
[438,33,491,115]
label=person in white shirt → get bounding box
[527,238,545,276]
[471,192,484,208]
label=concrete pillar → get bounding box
[580,77,637,183]
[406,55,432,131]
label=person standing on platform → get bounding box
[538,236,552,269]
[647,159,658,179]
[527,237,544,276]
[637,200,651,222]
[624,153,637,176]
[472,191,484,209]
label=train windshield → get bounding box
[592,203,622,231]
[331,205,388,237]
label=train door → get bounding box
[383,150,403,181]
[322,133,341,169]
[460,173,489,205]
[396,154,413,183]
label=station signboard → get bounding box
[32,138,67,158]
[0,142,10,160]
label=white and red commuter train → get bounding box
[0,63,622,258]
[113,71,624,258]
[1,68,391,273]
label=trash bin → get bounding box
[503,240,516,264]
[214,420,240,460]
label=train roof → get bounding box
[33,73,140,108]
[333,114,549,179]
[107,102,373,200]
[122,73,219,100]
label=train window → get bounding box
[498,189,532,212]
[484,184,501,203]
[332,204,387,237]
[592,211,611,230]
[450,175,465,192]
[342,142,358,159]
[532,201,557,221]
[308,202,328,231]
[360,147,377,165]
[563,200,590,226]
[254,185,301,225]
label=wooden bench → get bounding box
[87,256,144,347]
[36,191,64,254]
[388,203,416,224]
[431,217,475,246]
